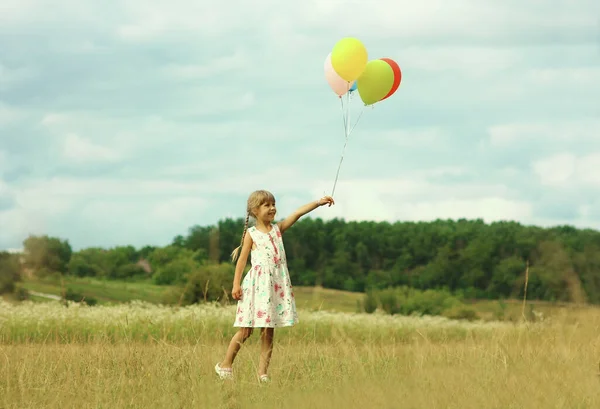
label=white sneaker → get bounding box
[215,363,233,380]
[259,374,270,383]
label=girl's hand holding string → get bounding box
[317,196,335,207]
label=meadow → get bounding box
[1,298,600,408]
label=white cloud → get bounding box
[103,0,600,47]
[528,67,600,86]
[0,178,10,195]
[0,151,7,173]
[308,177,531,223]
[63,133,120,163]
[38,111,293,156]
[173,86,256,115]
[12,169,306,202]
[0,102,24,125]
[423,166,469,178]
[115,0,269,41]
[532,153,577,186]
[532,152,600,187]
[79,197,208,233]
[0,178,13,211]
[41,113,69,127]
[0,207,48,247]
[399,198,533,223]
[0,63,37,90]
[401,46,520,77]
[577,154,600,185]
[0,0,112,29]
[579,204,592,218]
[3,177,212,248]
[2,166,515,241]
[530,215,600,232]
[298,0,596,41]
[0,0,32,24]
[161,51,249,81]
[375,127,449,148]
[14,182,74,216]
[150,197,208,224]
[489,121,600,147]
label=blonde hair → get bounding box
[230,190,276,262]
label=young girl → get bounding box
[215,190,335,382]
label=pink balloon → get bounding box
[324,53,351,97]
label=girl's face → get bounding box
[253,200,276,223]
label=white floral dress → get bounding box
[234,223,298,328]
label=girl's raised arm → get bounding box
[277,196,335,234]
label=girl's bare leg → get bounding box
[258,328,274,376]
[220,328,253,368]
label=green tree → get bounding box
[43,216,600,304]
[151,247,202,285]
[488,256,526,298]
[23,235,72,275]
[0,251,21,294]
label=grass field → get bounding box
[18,276,168,305]
[1,299,600,408]
[14,275,579,321]
[16,276,365,313]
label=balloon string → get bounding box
[345,90,350,137]
[330,105,366,197]
[331,137,348,198]
[348,107,365,135]
[331,91,351,197]
[339,97,347,136]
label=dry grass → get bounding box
[1,300,600,408]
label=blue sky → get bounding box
[1,0,599,251]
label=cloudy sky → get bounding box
[1,0,599,251]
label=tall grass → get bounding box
[1,300,600,408]
[0,300,510,344]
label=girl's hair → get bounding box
[230,190,276,262]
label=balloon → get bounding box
[356,60,395,105]
[331,37,368,82]
[380,58,401,101]
[324,53,351,96]
[349,81,357,92]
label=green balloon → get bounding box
[357,60,395,105]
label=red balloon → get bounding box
[379,58,401,101]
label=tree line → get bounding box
[2,217,600,304]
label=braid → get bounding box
[231,213,250,262]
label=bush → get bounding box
[64,288,98,306]
[296,269,317,286]
[112,263,147,280]
[442,305,479,321]
[164,263,234,306]
[363,289,378,313]
[14,285,30,301]
[0,252,21,294]
[35,267,58,279]
[363,286,463,317]
[153,257,199,285]
[68,256,103,277]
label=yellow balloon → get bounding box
[331,38,368,82]
[357,60,395,105]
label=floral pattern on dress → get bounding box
[234,223,298,328]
